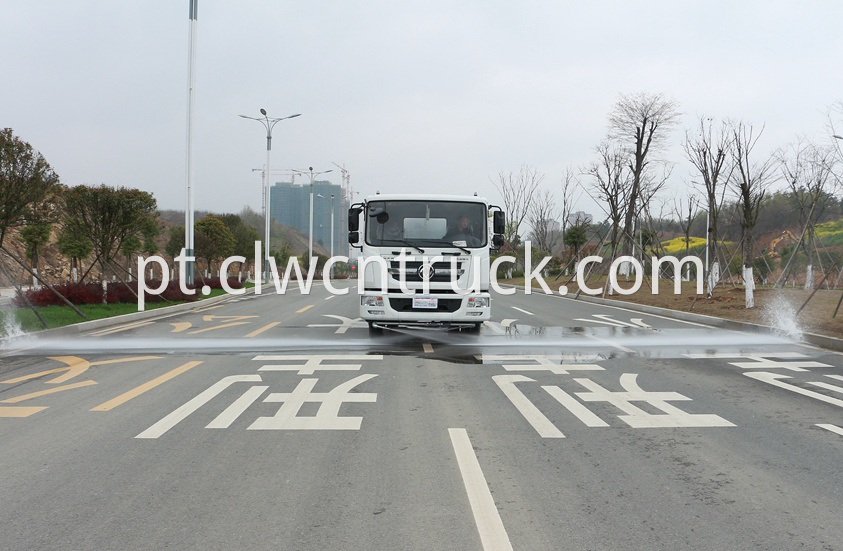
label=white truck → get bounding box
[348,193,505,334]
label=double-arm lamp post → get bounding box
[293,167,332,266]
[240,110,300,282]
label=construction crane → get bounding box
[331,161,354,205]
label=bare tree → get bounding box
[779,137,839,289]
[673,193,699,280]
[528,188,559,253]
[683,116,733,293]
[730,121,778,306]
[608,92,680,255]
[559,167,583,235]
[586,140,631,258]
[491,164,543,251]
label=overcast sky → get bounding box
[4,1,843,222]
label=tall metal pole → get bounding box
[185,0,198,285]
[263,113,272,283]
[309,167,314,263]
[240,111,300,282]
[330,193,335,278]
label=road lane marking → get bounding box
[579,332,635,353]
[189,321,251,334]
[423,343,434,353]
[1,356,161,385]
[93,321,155,336]
[194,304,224,312]
[492,375,564,438]
[1,380,97,403]
[244,322,281,338]
[448,428,514,551]
[817,424,843,436]
[296,304,315,313]
[307,315,361,334]
[483,321,504,334]
[324,295,335,301]
[90,361,204,411]
[136,374,263,439]
[170,322,192,333]
[0,406,48,418]
[511,306,533,316]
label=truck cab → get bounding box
[348,194,505,334]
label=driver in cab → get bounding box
[443,214,479,246]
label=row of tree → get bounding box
[492,94,843,300]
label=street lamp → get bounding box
[330,193,335,278]
[240,109,300,282]
[293,167,332,265]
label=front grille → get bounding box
[388,261,464,282]
[388,297,463,313]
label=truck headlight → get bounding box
[361,295,384,307]
[467,297,489,308]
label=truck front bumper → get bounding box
[360,291,490,327]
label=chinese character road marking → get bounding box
[683,352,831,372]
[542,385,609,427]
[254,354,383,375]
[744,372,843,409]
[249,374,378,430]
[574,374,735,428]
[493,375,565,438]
[207,385,269,428]
[136,375,263,439]
[480,354,604,375]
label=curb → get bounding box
[504,285,843,354]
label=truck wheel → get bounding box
[368,322,383,336]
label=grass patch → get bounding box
[1,285,244,336]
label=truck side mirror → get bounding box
[492,234,504,249]
[493,211,505,235]
[348,231,359,245]
[348,207,362,232]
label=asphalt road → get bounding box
[1,283,841,550]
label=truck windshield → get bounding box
[365,200,487,249]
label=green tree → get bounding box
[0,128,60,247]
[61,184,158,286]
[56,224,92,281]
[0,129,89,323]
[19,222,52,271]
[219,213,259,273]
[195,215,235,275]
[165,225,185,261]
[563,225,588,262]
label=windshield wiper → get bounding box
[382,239,425,253]
[422,239,471,254]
